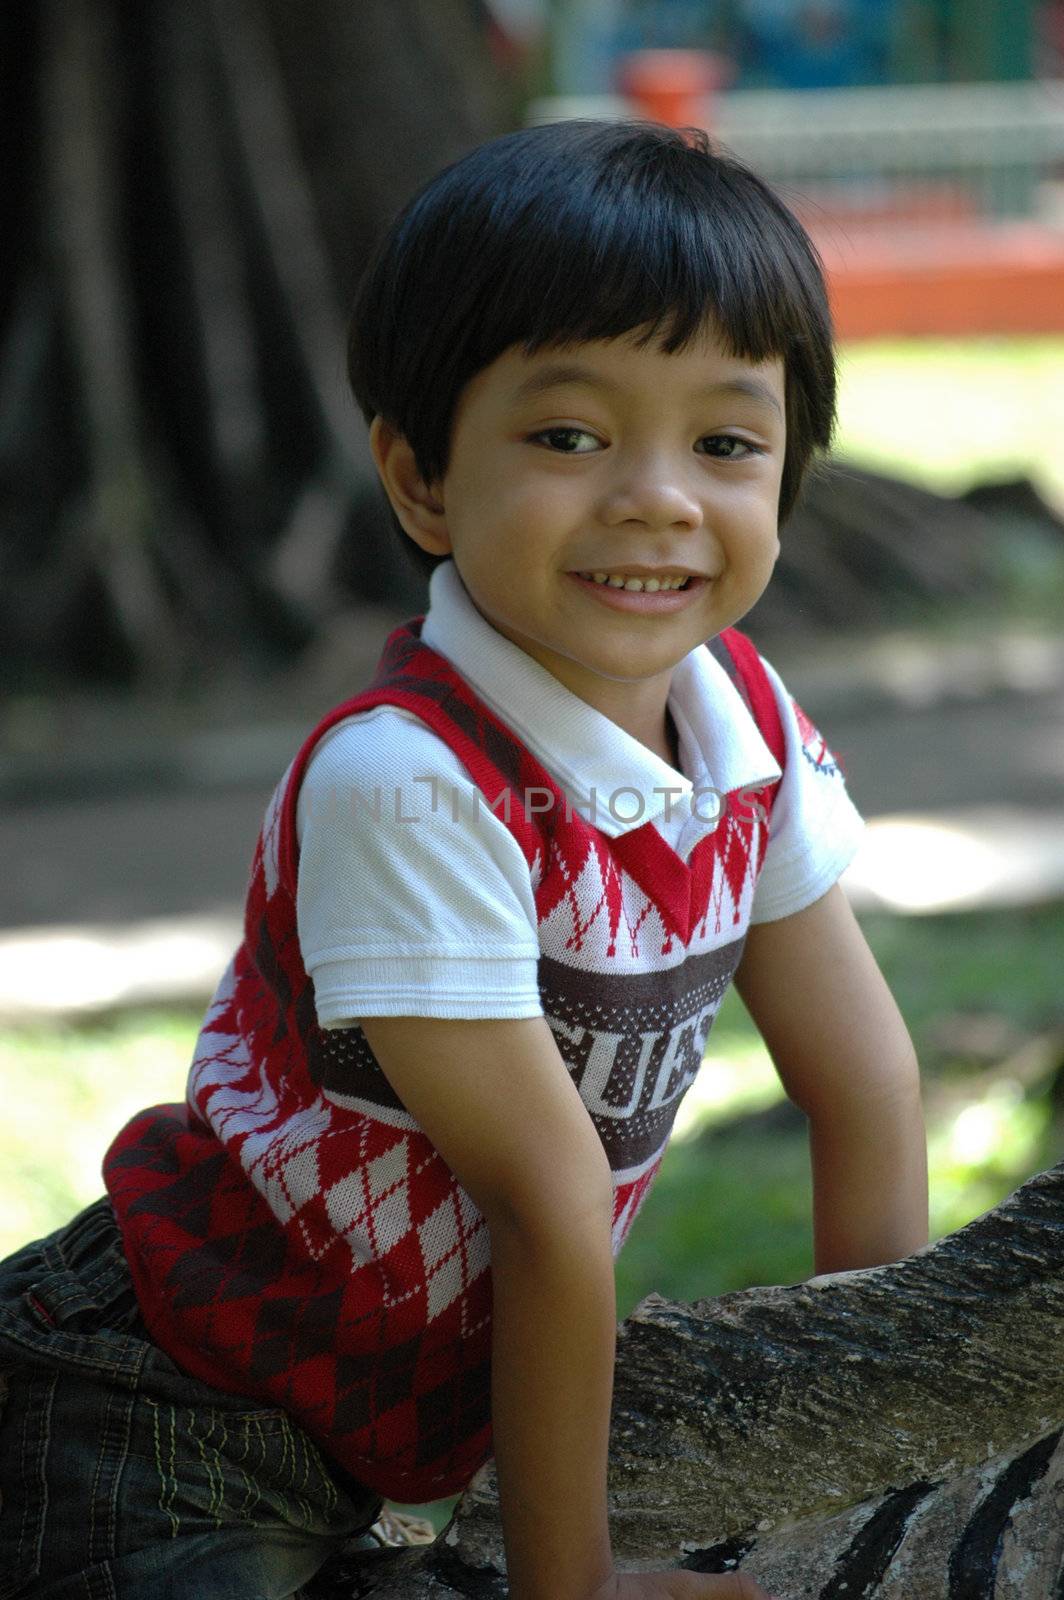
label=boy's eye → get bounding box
[531,426,601,454]
[697,434,761,460]
[529,428,765,459]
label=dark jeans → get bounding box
[0,1198,382,1598]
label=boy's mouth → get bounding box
[573,570,693,593]
[567,571,708,612]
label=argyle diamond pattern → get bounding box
[103,621,783,1503]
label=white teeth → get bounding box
[580,572,690,591]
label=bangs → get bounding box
[470,130,824,371]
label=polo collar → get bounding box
[420,560,780,842]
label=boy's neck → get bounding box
[454,586,681,769]
[554,665,679,769]
[664,707,681,770]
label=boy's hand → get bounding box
[591,1573,781,1599]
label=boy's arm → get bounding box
[734,883,929,1274]
[358,1013,618,1600]
[358,1015,778,1600]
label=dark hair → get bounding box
[348,119,836,580]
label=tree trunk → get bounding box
[311,1159,1064,1597]
[1,0,506,685]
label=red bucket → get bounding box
[616,49,732,129]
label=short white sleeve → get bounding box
[295,707,543,1026]
[749,658,865,924]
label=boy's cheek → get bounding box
[507,476,578,513]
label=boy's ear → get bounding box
[369,417,451,557]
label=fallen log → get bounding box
[310,1158,1064,1597]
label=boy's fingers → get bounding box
[743,1579,782,1600]
[722,1576,778,1600]
[679,1575,777,1599]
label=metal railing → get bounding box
[528,81,1064,228]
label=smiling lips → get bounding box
[577,570,692,592]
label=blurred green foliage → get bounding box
[616,901,1064,1314]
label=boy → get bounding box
[0,121,927,1599]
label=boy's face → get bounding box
[389,323,786,726]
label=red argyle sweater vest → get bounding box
[104,620,785,1503]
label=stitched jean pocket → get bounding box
[0,1354,372,1598]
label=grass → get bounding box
[835,335,1064,507]
[2,903,1062,1315]
[0,1010,197,1256]
[616,901,1064,1314]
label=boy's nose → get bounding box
[597,460,703,531]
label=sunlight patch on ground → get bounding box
[843,809,1064,913]
[0,916,240,1017]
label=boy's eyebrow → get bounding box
[508,363,784,418]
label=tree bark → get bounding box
[313,1158,1064,1597]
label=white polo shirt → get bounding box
[296,560,863,1026]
